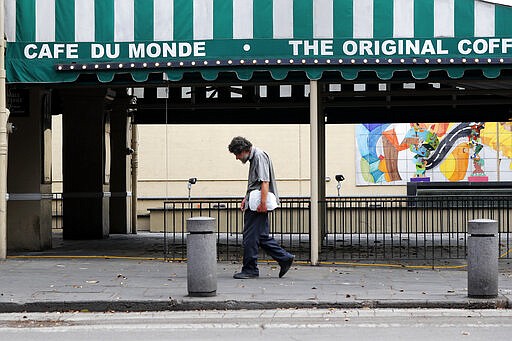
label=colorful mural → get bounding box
[356,122,512,185]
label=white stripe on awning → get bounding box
[272,0,293,39]
[194,0,213,40]
[115,0,134,42]
[4,0,507,44]
[393,0,414,38]
[36,0,55,42]
[233,0,253,39]
[474,0,495,37]
[273,0,293,38]
[434,0,455,37]
[313,0,333,39]
[75,0,95,42]
[353,0,373,39]
[5,0,16,42]
[154,0,173,41]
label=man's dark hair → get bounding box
[228,136,252,154]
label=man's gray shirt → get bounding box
[245,147,279,205]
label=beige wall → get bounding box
[137,124,311,198]
[135,123,406,198]
[52,118,407,200]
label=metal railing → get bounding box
[323,195,512,262]
[162,197,310,261]
[162,195,512,262]
[50,194,511,262]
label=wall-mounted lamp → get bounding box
[335,174,345,197]
[188,177,197,200]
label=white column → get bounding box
[310,80,319,266]
[0,0,7,259]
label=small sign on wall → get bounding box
[7,88,29,117]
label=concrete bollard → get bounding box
[187,217,217,297]
[467,219,498,298]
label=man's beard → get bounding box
[240,155,249,164]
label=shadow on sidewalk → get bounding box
[9,231,168,259]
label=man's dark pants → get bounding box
[241,209,292,276]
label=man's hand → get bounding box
[240,198,246,211]
[256,201,267,213]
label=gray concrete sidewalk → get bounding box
[0,258,511,312]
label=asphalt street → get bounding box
[0,309,511,340]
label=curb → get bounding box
[0,297,509,313]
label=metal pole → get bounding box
[310,80,319,266]
[467,219,499,298]
[0,0,8,259]
[130,121,138,234]
[187,217,217,297]
[496,123,500,182]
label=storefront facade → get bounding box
[2,0,512,263]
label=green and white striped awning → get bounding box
[5,0,512,83]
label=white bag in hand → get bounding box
[248,190,278,211]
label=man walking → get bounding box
[228,136,294,279]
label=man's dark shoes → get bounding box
[233,272,259,279]
[279,256,294,278]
